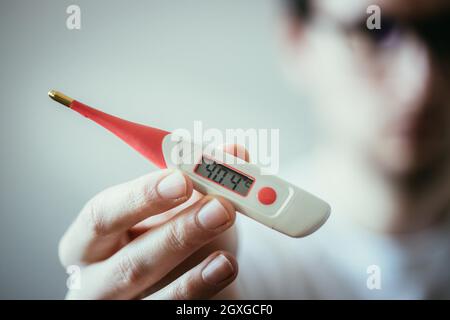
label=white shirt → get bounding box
[232,155,450,299]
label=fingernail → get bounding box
[197,198,230,230]
[156,171,187,199]
[202,254,235,285]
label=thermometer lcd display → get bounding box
[195,157,254,196]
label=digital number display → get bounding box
[195,157,254,196]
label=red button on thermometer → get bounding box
[48,90,330,237]
[258,187,277,205]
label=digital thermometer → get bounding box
[48,90,331,237]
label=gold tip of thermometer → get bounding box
[48,90,73,107]
[48,89,331,238]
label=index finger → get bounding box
[59,169,193,266]
[222,144,250,162]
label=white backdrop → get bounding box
[0,0,314,298]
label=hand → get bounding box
[59,166,239,299]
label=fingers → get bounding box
[61,144,246,299]
[59,169,193,266]
[128,144,249,236]
[223,144,250,162]
[147,251,238,300]
[96,196,236,299]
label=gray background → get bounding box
[0,0,313,299]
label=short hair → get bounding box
[283,0,311,19]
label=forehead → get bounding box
[314,0,450,23]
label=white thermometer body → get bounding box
[162,134,330,238]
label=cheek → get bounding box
[304,50,386,146]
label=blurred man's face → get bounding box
[289,0,450,177]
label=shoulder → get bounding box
[232,212,335,299]
[229,154,347,299]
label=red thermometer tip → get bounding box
[48,90,170,169]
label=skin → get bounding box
[59,0,450,298]
[282,0,450,233]
[60,145,246,299]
